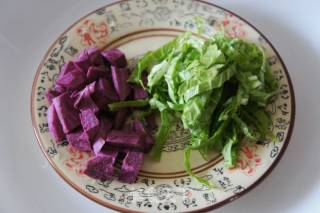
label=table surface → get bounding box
[1,0,320,212]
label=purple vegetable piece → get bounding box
[79,109,100,139]
[132,85,148,100]
[52,93,80,133]
[133,120,154,153]
[86,66,109,83]
[114,108,128,129]
[102,49,127,68]
[92,78,118,110]
[92,137,105,155]
[111,66,130,101]
[119,151,144,183]
[56,69,86,90]
[98,115,113,139]
[73,86,99,113]
[75,47,104,72]
[54,84,66,94]
[47,105,65,142]
[146,113,157,131]
[66,130,91,152]
[58,61,78,80]
[45,89,61,104]
[84,150,118,181]
[105,130,143,151]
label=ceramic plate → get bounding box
[31,0,295,212]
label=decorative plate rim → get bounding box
[30,0,296,212]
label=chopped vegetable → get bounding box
[52,93,80,134]
[106,130,143,151]
[102,48,128,68]
[56,68,86,90]
[66,130,91,152]
[111,66,130,101]
[129,32,279,187]
[47,48,153,184]
[84,150,118,181]
[47,105,65,141]
[119,151,144,183]
[79,109,99,139]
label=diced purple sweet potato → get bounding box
[92,137,105,155]
[79,109,100,139]
[73,86,99,113]
[84,150,118,181]
[47,105,65,142]
[98,115,113,139]
[92,78,119,110]
[58,61,78,80]
[54,84,66,94]
[106,130,143,151]
[45,89,61,105]
[119,151,144,183]
[102,49,127,68]
[111,66,130,101]
[132,85,148,100]
[86,66,109,83]
[66,130,91,152]
[56,69,86,90]
[75,47,104,72]
[52,93,80,133]
[133,120,154,153]
[114,108,128,129]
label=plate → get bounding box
[30,0,295,212]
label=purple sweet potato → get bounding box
[52,93,80,133]
[45,89,61,105]
[84,150,118,181]
[47,105,65,141]
[86,66,109,83]
[54,84,66,94]
[111,66,130,101]
[87,81,96,95]
[98,115,113,139]
[79,109,99,139]
[114,108,128,129]
[92,137,105,155]
[75,47,104,72]
[102,49,127,68]
[66,130,91,152]
[119,151,144,183]
[56,69,86,90]
[92,78,119,110]
[58,61,78,80]
[132,85,148,100]
[105,130,143,151]
[73,86,99,113]
[133,120,154,152]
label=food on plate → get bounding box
[47,30,278,187]
[46,47,153,183]
[129,32,279,186]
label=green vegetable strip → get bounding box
[149,110,170,160]
[108,99,149,111]
[184,148,216,188]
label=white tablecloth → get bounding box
[0,0,319,212]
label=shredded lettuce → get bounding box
[129,31,279,187]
